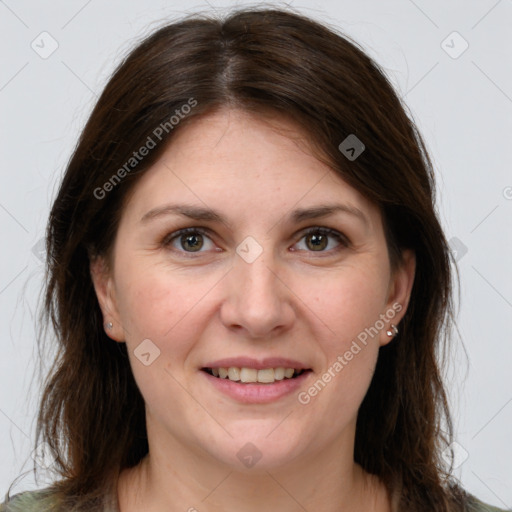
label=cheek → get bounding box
[113,259,223,350]
[112,264,215,409]
[109,261,243,444]
[301,263,389,348]
[293,264,387,407]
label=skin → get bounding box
[91,108,415,512]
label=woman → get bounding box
[1,7,507,512]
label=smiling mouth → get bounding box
[201,367,311,384]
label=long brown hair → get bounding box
[9,6,474,511]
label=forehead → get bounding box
[122,108,380,228]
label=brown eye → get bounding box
[180,233,204,252]
[305,232,328,251]
[294,227,349,253]
[163,227,216,254]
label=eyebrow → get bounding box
[140,203,368,227]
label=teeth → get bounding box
[256,368,275,383]
[228,367,241,381]
[210,366,304,384]
[284,368,294,378]
[273,367,285,380]
[240,368,257,383]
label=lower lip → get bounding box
[201,370,312,403]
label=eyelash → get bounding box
[161,226,350,257]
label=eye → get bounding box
[161,226,349,257]
[293,227,349,253]
[162,227,218,254]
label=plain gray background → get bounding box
[1,0,511,507]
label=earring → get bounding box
[105,321,113,330]
[386,324,398,337]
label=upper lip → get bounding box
[202,357,311,370]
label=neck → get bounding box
[117,424,391,512]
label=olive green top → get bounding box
[1,487,510,512]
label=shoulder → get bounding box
[467,494,511,512]
[0,488,60,512]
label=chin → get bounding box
[202,430,305,471]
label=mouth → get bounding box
[201,367,312,384]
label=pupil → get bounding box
[307,233,327,251]
[182,234,203,251]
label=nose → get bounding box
[219,247,295,339]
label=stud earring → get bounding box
[386,324,398,337]
[105,321,113,330]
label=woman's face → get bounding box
[92,108,414,472]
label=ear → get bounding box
[379,249,416,347]
[90,255,124,342]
